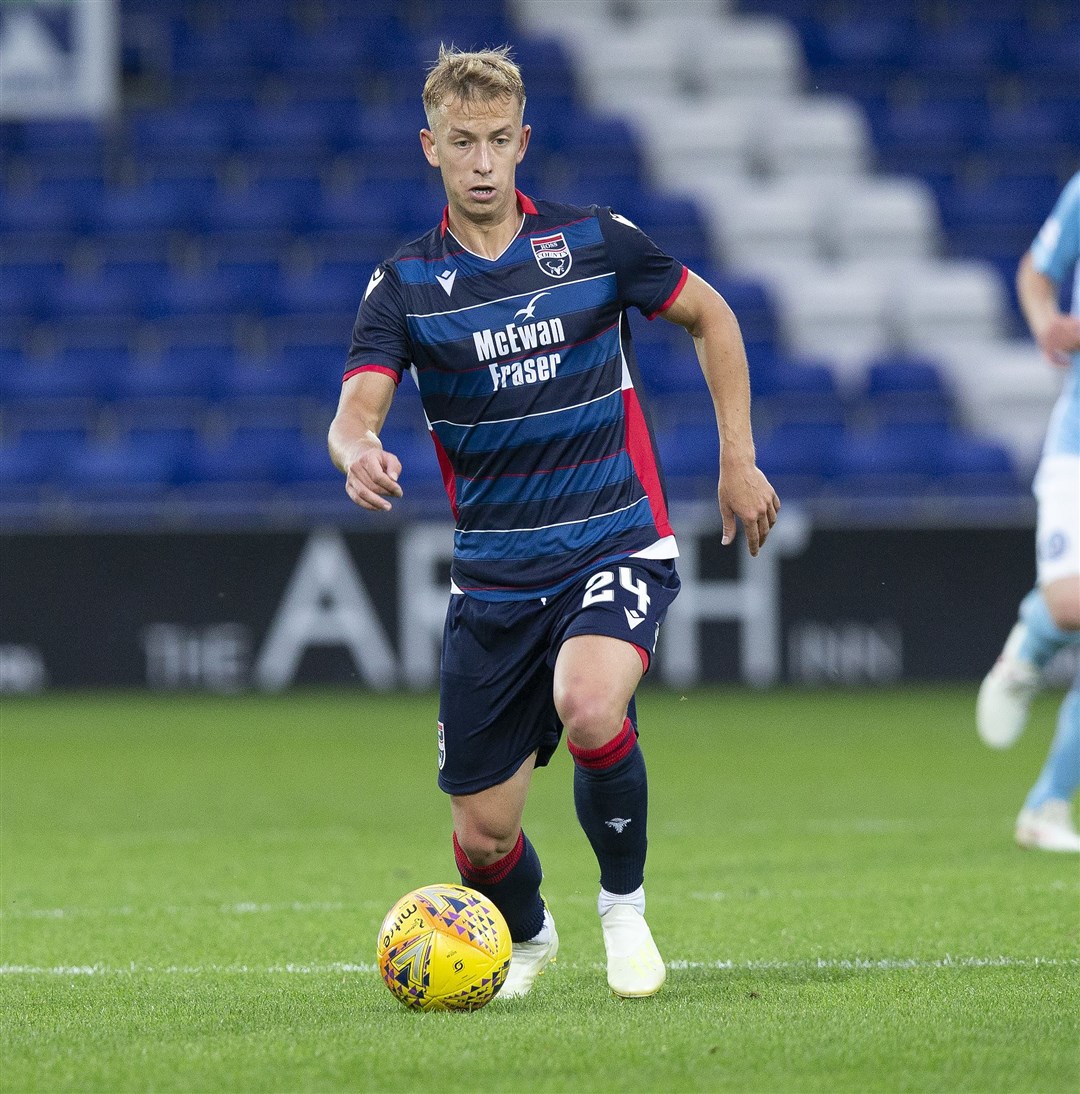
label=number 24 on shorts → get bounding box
[582,567,651,616]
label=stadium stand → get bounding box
[1,0,1076,524]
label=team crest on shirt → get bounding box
[530,232,572,278]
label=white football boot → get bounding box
[601,904,666,998]
[497,907,558,999]
[1015,799,1080,852]
[977,623,1040,749]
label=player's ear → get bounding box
[420,128,439,168]
[516,123,530,164]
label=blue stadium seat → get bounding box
[86,179,206,234]
[0,190,82,235]
[127,105,236,159]
[271,31,369,81]
[756,419,844,499]
[342,105,430,180]
[979,107,1070,160]
[145,270,247,319]
[655,421,721,501]
[214,355,313,405]
[272,265,364,317]
[0,441,51,502]
[183,433,282,485]
[60,438,178,500]
[874,102,983,176]
[236,104,337,158]
[197,184,305,234]
[862,354,955,428]
[43,273,138,323]
[630,193,715,272]
[1,350,121,404]
[751,357,846,435]
[823,428,938,498]
[907,24,1005,85]
[938,435,1020,496]
[111,344,230,402]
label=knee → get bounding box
[555,685,624,750]
[453,821,518,868]
[1044,578,1080,632]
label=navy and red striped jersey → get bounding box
[345,191,688,601]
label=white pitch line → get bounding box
[0,901,356,921]
[2,956,1076,977]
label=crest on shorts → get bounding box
[530,232,572,278]
[437,721,446,770]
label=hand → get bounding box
[344,439,403,512]
[718,456,780,556]
[1037,314,1080,368]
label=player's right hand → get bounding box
[345,445,404,511]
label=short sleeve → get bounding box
[343,263,411,385]
[596,207,688,319]
[1030,173,1080,285]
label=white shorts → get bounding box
[1033,454,1080,585]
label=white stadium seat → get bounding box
[569,25,686,107]
[752,259,894,376]
[756,95,871,179]
[691,16,805,99]
[824,177,941,263]
[705,179,824,266]
[631,97,763,188]
[918,338,1064,472]
[897,259,1009,346]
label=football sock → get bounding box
[569,717,649,897]
[1017,588,1079,669]
[598,884,645,917]
[1024,675,1080,810]
[453,829,546,943]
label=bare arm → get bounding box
[661,270,780,555]
[328,371,404,512]
[1017,250,1080,368]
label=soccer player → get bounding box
[329,45,780,996]
[976,170,1080,853]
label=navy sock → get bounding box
[453,829,545,943]
[568,717,648,896]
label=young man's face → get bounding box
[421,95,530,227]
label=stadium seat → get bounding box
[920,338,1061,474]
[823,427,939,498]
[755,419,844,498]
[895,259,1008,347]
[60,438,179,500]
[756,95,871,180]
[823,177,940,263]
[861,354,955,428]
[750,356,847,433]
[692,15,805,99]
[759,260,893,374]
[0,189,82,235]
[0,441,51,503]
[655,420,721,501]
[567,24,685,109]
[937,435,1020,497]
[704,179,823,267]
[632,99,759,191]
[145,269,247,319]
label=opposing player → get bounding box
[976,171,1080,852]
[329,46,779,995]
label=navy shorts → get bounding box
[436,557,680,796]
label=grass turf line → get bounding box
[2,687,1078,1093]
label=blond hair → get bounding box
[422,44,526,127]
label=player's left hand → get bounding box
[718,456,780,556]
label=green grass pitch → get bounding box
[2,687,1078,1093]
